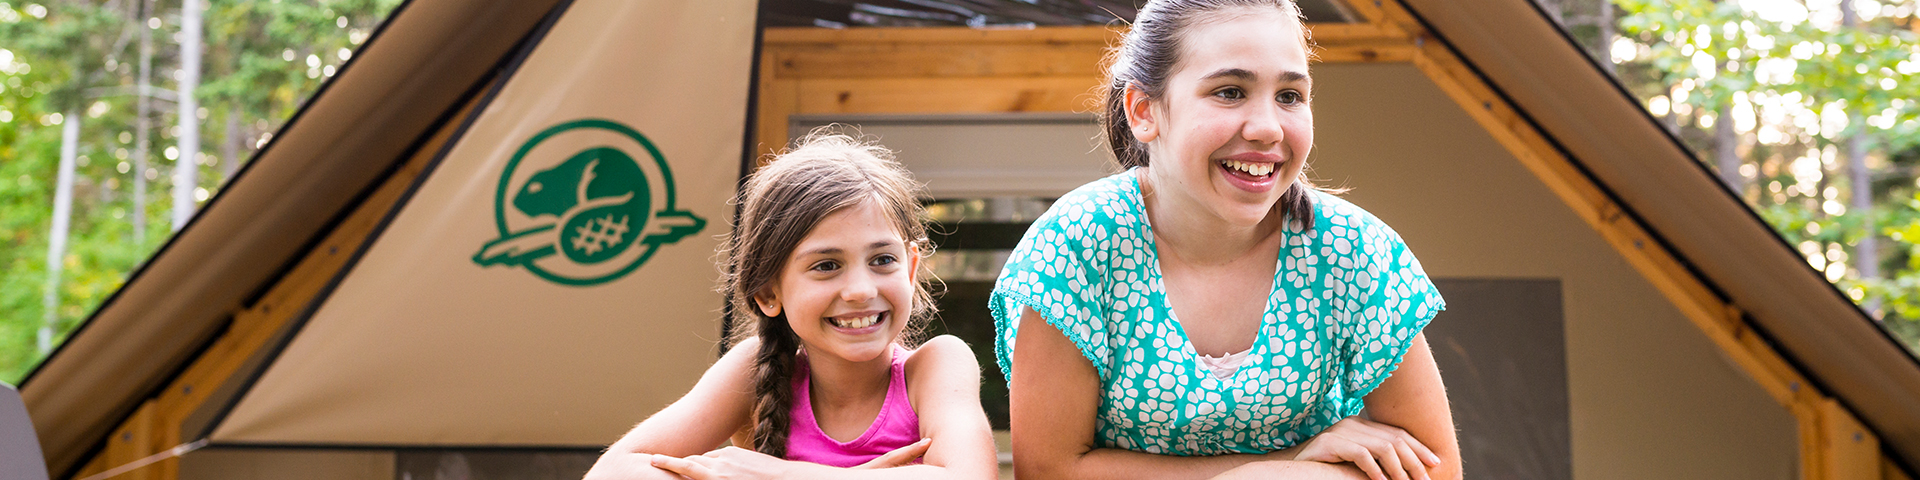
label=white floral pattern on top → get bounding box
[991,170,1445,456]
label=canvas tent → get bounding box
[18,0,1920,478]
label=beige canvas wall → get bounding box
[832,63,1797,479]
[1311,63,1797,479]
[179,449,394,480]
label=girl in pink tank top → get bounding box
[584,133,998,480]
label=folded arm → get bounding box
[1009,307,1372,480]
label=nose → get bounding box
[841,269,878,304]
[1243,100,1286,146]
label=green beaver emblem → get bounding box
[473,119,704,286]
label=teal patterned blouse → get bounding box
[991,170,1445,455]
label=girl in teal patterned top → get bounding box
[993,1,1461,479]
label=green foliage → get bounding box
[0,0,398,383]
[1612,0,1920,356]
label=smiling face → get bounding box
[1129,7,1314,228]
[754,198,918,364]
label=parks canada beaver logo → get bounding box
[473,119,704,286]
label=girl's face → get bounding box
[756,199,917,364]
[1131,8,1314,227]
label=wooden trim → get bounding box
[1891,457,1916,480]
[755,23,1392,161]
[67,92,481,480]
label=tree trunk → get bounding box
[133,0,152,245]
[1715,105,1743,194]
[1839,0,1881,314]
[41,109,80,355]
[221,106,240,183]
[171,0,203,231]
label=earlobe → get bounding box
[754,289,782,317]
[1123,84,1159,143]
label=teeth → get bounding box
[1223,160,1274,177]
[831,314,880,329]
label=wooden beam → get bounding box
[67,83,485,480]
[1890,457,1915,480]
[756,24,1408,162]
[1820,398,1882,479]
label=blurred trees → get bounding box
[1592,0,1920,354]
[0,0,397,382]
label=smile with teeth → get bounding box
[830,313,883,329]
[1221,159,1275,177]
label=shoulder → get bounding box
[706,336,768,382]
[904,335,982,382]
[1029,171,1143,236]
[1307,190,1390,235]
[1306,190,1411,258]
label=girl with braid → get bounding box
[584,132,998,480]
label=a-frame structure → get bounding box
[20,0,1920,478]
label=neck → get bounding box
[1137,168,1284,266]
[803,346,893,410]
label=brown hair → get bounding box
[718,128,936,458]
[1101,0,1324,230]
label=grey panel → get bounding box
[394,450,597,480]
[0,383,48,480]
[1424,279,1569,480]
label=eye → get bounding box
[1277,90,1304,105]
[871,254,898,267]
[810,260,841,273]
[1212,87,1246,101]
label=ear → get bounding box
[907,243,923,284]
[1123,83,1160,144]
[754,287,782,317]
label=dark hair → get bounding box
[1101,0,1324,230]
[718,129,935,458]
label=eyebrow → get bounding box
[797,241,900,258]
[1199,68,1309,84]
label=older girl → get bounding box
[993,1,1460,479]
[585,133,998,480]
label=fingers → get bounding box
[855,438,932,469]
[1337,417,1429,480]
[1340,442,1388,480]
[1393,440,1431,480]
[650,454,709,480]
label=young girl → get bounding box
[996,1,1461,479]
[583,133,998,480]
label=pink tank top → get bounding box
[786,345,921,467]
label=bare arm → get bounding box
[1009,307,1364,480]
[1219,333,1457,480]
[898,334,1002,479]
[1355,334,1460,479]
[582,336,763,480]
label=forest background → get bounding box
[0,0,1917,384]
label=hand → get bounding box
[852,438,932,469]
[650,446,791,480]
[1289,416,1442,480]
